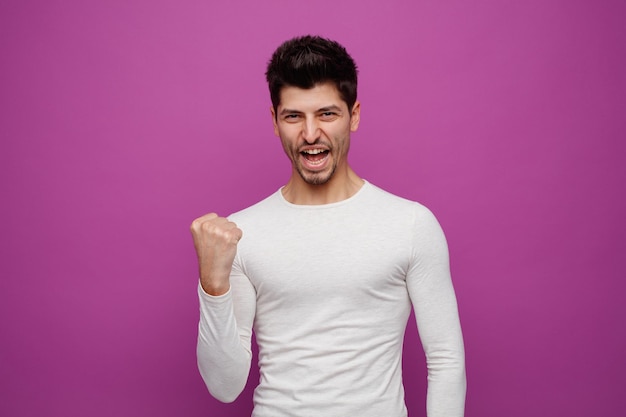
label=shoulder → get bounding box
[365,182,436,220]
[364,183,446,243]
[227,189,282,224]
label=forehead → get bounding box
[278,83,347,111]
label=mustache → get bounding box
[297,140,331,151]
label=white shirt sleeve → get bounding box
[196,256,257,403]
[406,207,467,417]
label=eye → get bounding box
[283,114,301,122]
[320,112,338,121]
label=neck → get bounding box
[281,167,364,205]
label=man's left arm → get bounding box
[406,206,466,417]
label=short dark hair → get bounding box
[266,35,358,114]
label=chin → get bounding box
[305,178,331,186]
[294,159,337,185]
[299,170,333,186]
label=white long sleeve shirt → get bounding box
[197,181,466,416]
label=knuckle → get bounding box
[191,213,218,229]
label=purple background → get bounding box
[1,1,624,416]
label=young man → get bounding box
[191,35,466,417]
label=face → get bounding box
[271,83,360,186]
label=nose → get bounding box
[302,117,320,143]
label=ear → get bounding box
[270,106,279,137]
[350,101,361,132]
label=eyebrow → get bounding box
[318,105,343,113]
[279,105,343,116]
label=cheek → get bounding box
[331,126,351,144]
[279,135,296,154]
[277,125,300,143]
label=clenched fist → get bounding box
[190,213,243,296]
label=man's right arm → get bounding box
[191,214,256,402]
[196,274,256,402]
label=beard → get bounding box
[281,133,350,186]
[295,161,338,185]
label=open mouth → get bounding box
[300,149,330,165]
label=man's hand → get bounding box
[190,213,243,296]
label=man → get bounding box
[191,35,466,417]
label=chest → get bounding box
[238,214,413,308]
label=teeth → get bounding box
[303,149,326,154]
